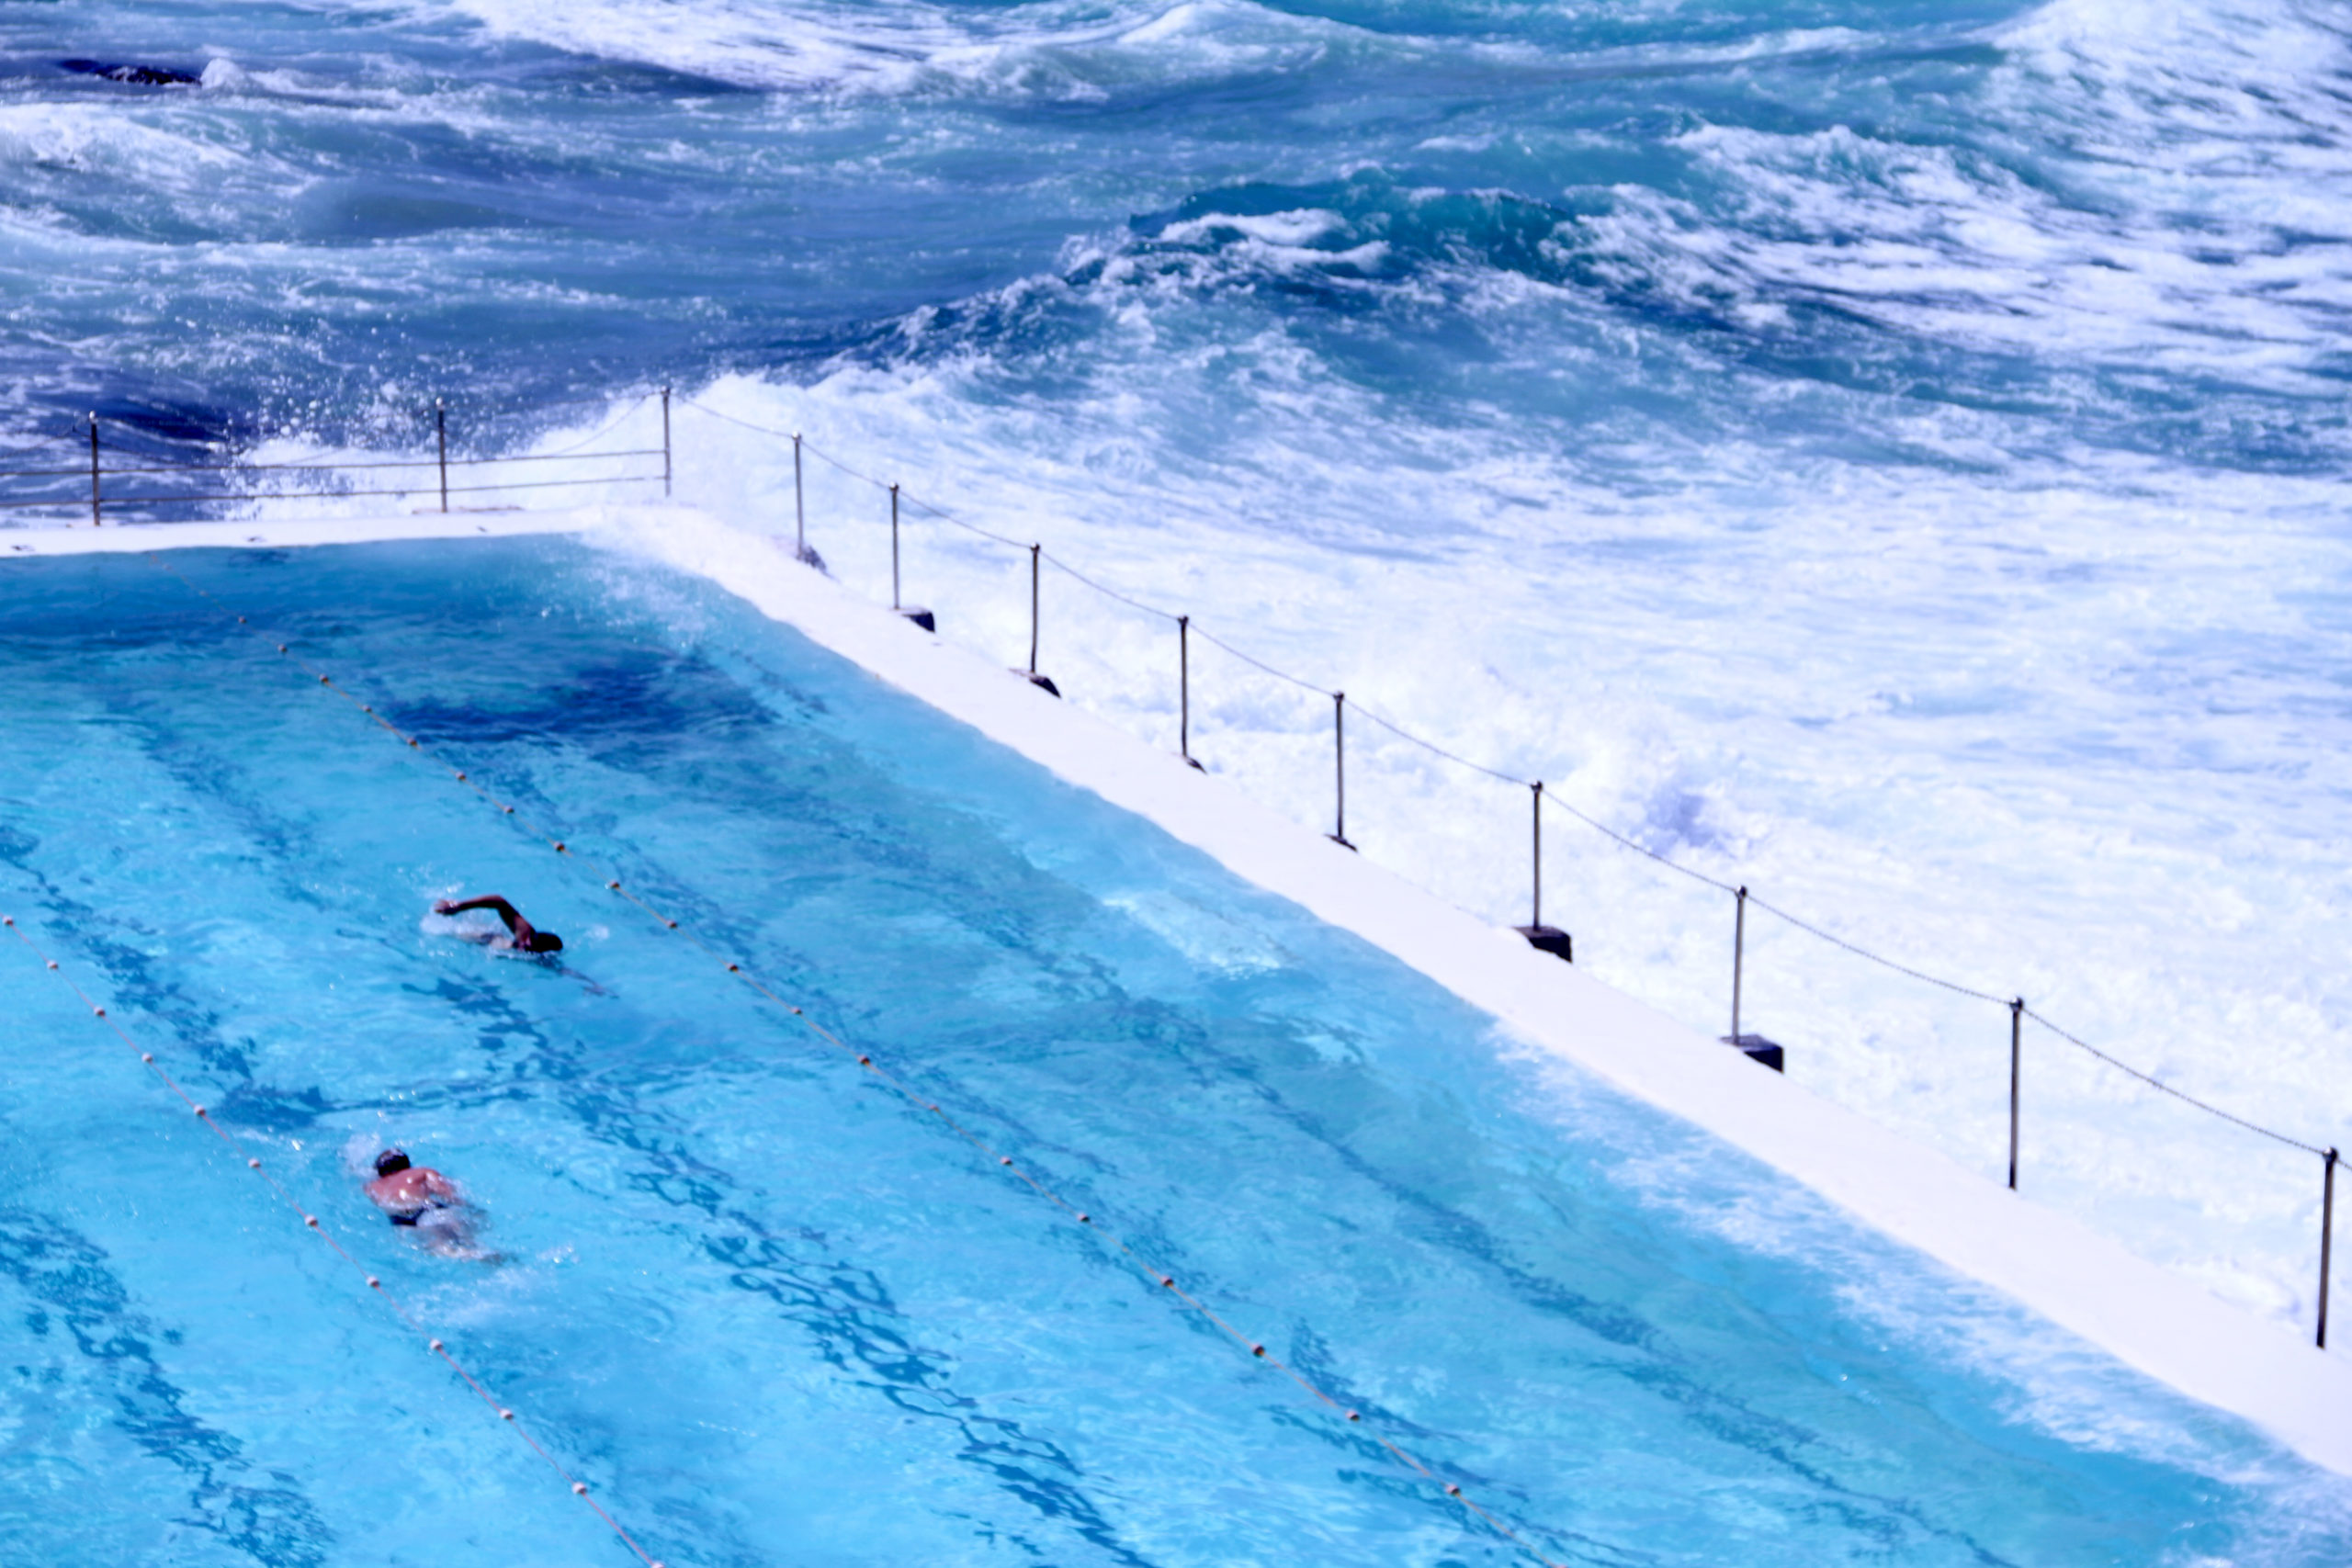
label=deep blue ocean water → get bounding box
[6,0,2343,479]
[1,538,2347,1565]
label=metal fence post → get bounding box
[2008,998,2025,1191]
[793,434,806,561]
[1531,780,1544,929]
[884,482,933,632]
[86,412,100,526]
[1730,886,1748,1043]
[1329,692,1353,849]
[1012,545,1058,694]
[435,400,448,514]
[1511,784,1571,961]
[661,386,672,498]
[1179,615,1198,767]
[2322,1146,2339,1349]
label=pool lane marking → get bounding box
[0,916,669,1568]
[147,552,1576,1568]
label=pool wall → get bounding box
[15,502,2351,1478]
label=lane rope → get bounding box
[1,915,667,1568]
[141,551,1580,1566]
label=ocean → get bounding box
[5,0,2348,1343]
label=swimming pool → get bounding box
[1,537,2345,1567]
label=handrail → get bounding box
[0,400,669,524]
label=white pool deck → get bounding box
[11,504,2351,1477]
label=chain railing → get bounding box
[673,394,2344,1353]
[0,395,670,523]
[1,386,2335,1351]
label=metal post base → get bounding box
[1514,924,1573,963]
[1012,669,1059,697]
[897,606,935,632]
[1721,1033,1785,1073]
[1327,833,1356,851]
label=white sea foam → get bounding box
[0,100,248,183]
[594,299,2352,1353]
[436,0,1351,97]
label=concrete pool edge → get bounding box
[16,505,2351,1478]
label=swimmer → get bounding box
[366,1147,458,1223]
[365,1149,485,1258]
[433,894,563,953]
[429,893,606,995]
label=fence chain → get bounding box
[663,397,2337,1165]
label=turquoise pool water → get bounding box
[1,538,2344,1567]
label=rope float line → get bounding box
[145,554,1577,1568]
[0,916,667,1568]
[669,400,2334,1164]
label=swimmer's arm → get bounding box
[422,1170,462,1203]
[435,895,526,936]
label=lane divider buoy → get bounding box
[120,554,1571,1568]
[6,916,671,1568]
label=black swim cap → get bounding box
[526,930,564,953]
[374,1149,412,1177]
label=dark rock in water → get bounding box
[61,59,201,86]
[92,397,238,446]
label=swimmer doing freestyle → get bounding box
[366,1148,459,1226]
[434,894,563,953]
[363,1148,492,1259]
